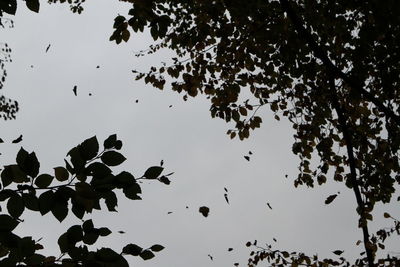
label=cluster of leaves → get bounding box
[0,134,170,266]
[0,14,18,120]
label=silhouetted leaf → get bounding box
[101,151,126,166]
[73,85,77,96]
[144,166,163,179]
[325,194,338,205]
[383,212,391,218]
[159,176,170,185]
[199,206,210,217]
[140,249,155,260]
[122,183,141,200]
[12,134,22,143]
[79,136,99,160]
[34,174,53,188]
[333,250,344,256]
[51,201,68,222]
[54,167,69,181]
[38,190,54,215]
[122,244,142,256]
[104,134,117,149]
[25,0,40,13]
[7,194,24,218]
[150,244,164,252]
[99,227,112,237]
[104,191,118,211]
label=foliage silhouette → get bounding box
[106,1,400,266]
[0,134,170,266]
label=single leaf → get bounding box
[7,194,25,218]
[383,212,391,218]
[101,151,126,166]
[333,250,344,256]
[122,244,142,256]
[150,244,164,252]
[143,166,163,179]
[99,227,112,237]
[34,174,53,188]
[325,194,338,205]
[199,206,210,217]
[140,250,155,260]
[25,0,40,13]
[104,134,117,149]
[38,190,55,215]
[54,167,69,181]
[79,136,99,160]
[51,200,69,222]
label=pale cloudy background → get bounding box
[1,0,398,266]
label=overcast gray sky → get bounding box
[1,0,398,266]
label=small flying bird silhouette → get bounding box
[12,135,23,143]
[208,254,213,261]
[267,203,273,210]
[73,85,77,96]
[45,44,51,53]
[167,211,173,214]
[160,160,164,166]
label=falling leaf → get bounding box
[73,86,77,96]
[224,187,228,192]
[224,193,229,204]
[208,254,213,261]
[228,248,233,252]
[45,44,51,53]
[96,65,100,68]
[0,138,3,143]
[325,194,338,205]
[273,238,277,242]
[199,206,209,217]
[267,203,272,210]
[12,135,23,143]
[185,206,189,209]
[89,93,92,96]
[118,231,125,234]
[332,250,344,256]
[167,211,173,214]
[248,151,253,155]
[244,156,250,161]
[135,99,139,103]
[169,105,173,108]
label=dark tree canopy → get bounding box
[1,0,400,266]
[110,1,400,266]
